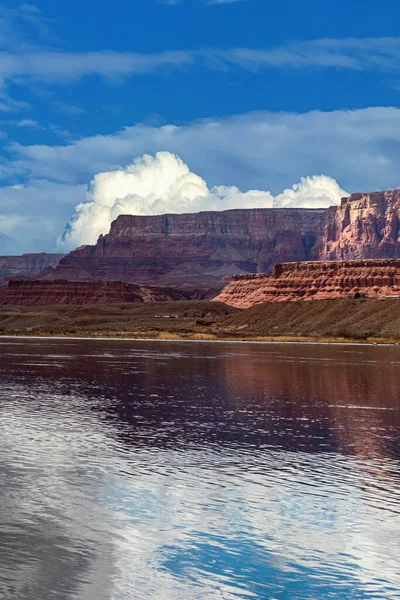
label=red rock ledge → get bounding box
[213,259,400,308]
[0,279,187,306]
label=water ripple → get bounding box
[0,338,400,599]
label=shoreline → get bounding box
[3,298,400,346]
[1,331,400,346]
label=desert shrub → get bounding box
[190,333,218,341]
[157,332,182,340]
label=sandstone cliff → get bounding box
[8,188,400,301]
[40,209,327,291]
[0,280,187,306]
[38,189,400,292]
[214,259,400,308]
[0,253,64,283]
[321,189,400,260]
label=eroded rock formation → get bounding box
[0,253,64,288]
[38,209,327,292]
[4,188,400,304]
[321,189,400,260]
[0,279,187,306]
[36,189,400,293]
[214,260,400,308]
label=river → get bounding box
[1,337,400,599]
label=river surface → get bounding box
[0,338,400,599]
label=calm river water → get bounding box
[0,337,400,599]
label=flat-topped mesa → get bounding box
[24,187,400,294]
[41,208,327,291]
[106,209,325,239]
[321,189,400,260]
[0,279,187,306]
[214,259,400,308]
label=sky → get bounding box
[1,0,400,252]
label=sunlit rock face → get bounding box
[321,189,400,260]
[7,188,400,298]
[214,259,400,308]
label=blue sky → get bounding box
[1,0,400,252]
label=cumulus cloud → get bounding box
[9,107,400,194]
[4,106,400,253]
[60,151,346,249]
[273,175,347,208]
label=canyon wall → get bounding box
[37,189,400,293]
[321,189,400,260]
[3,188,400,303]
[0,280,187,306]
[39,209,327,292]
[0,253,64,282]
[214,259,400,308]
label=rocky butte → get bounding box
[214,259,400,308]
[37,209,328,293]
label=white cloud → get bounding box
[0,50,193,86]
[273,175,347,208]
[211,37,400,70]
[1,37,400,85]
[7,107,400,194]
[1,36,400,111]
[60,151,346,248]
[2,106,400,253]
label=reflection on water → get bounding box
[0,338,400,599]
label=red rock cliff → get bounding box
[214,259,400,308]
[0,253,64,281]
[321,189,400,260]
[40,209,327,290]
[28,188,400,295]
[0,279,187,306]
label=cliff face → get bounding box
[12,188,400,298]
[0,253,64,280]
[321,190,400,260]
[0,280,187,306]
[39,209,327,290]
[214,259,400,308]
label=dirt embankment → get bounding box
[0,301,237,339]
[1,297,400,342]
[216,297,400,341]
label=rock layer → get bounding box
[37,189,400,291]
[321,189,400,260]
[0,253,64,287]
[214,260,400,308]
[40,209,327,291]
[0,280,187,306]
[5,188,400,300]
